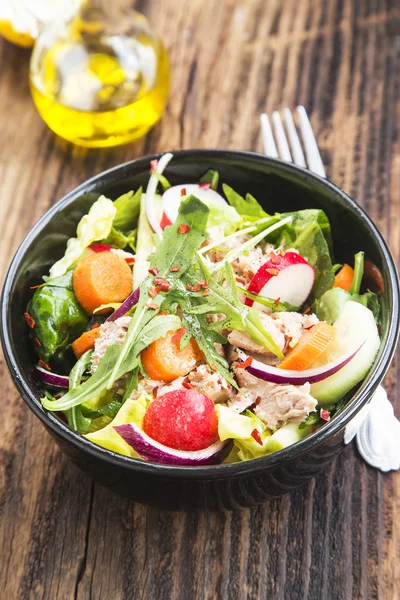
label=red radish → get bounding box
[160,184,227,230]
[245,251,315,309]
[143,389,219,451]
[145,152,174,234]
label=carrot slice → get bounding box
[279,322,336,371]
[333,263,354,291]
[72,327,101,359]
[141,330,204,382]
[73,251,132,314]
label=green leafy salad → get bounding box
[25,153,383,465]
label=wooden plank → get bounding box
[0,0,399,598]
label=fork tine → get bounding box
[296,105,326,177]
[272,111,292,162]
[260,113,278,158]
[283,108,306,168]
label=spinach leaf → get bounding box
[112,188,142,231]
[268,209,335,300]
[28,270,88,365]
[222,184,268,220]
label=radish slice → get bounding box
[106,287,140,322]
[246,342,364,385]
[161,184,227,229]
[114,422,227,465]
[246,252,315,309]
[35,366,69,388]
[145,153,174,233]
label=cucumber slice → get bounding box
[266,422,311,453]
[311,301,380,407]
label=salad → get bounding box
[25,153,383,465]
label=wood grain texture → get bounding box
[0,0,399,598]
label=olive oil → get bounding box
[30,7,170,147]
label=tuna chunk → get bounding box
[271,311,319,344]
[91,316,132,373]
[187,364,235,403]
[232,364,317,430]
[129,376,186,401]
[227,312,285,356]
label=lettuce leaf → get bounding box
[223,184,268,220]
[49,195,116,278]
[112,188,142,231]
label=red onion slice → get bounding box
[35,366,69,388]
[114,422,227,465]
[106,287,140,322]
[145,152,174,234]
[246,342,364,385]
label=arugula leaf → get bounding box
[28,270,88,366]
[223,184,268,220]
[67,350,93,432]
[113,188,142,231]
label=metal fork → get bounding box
[259,106,400,472]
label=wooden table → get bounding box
[1,1,399,598]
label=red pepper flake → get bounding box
[34,337,42,347]
[235,277,246,285]
[202,289,209,297]
[303,325,314,331]
[125,257,135,264]
[255,395,262,406]
[172,327,188,343]
[146,302,159,310]
[279,250,285,256]
[91,323,100,330]
[178,223,191,234]
[158,310,170,316]
[160,280,170,292]
[310,426,316,433]
[320,409,331,422]
[183,381,195,390]
[210,364,217,371]
[24,312,35,329]
[148,267,159,276]
[38,360,51,371]
[30,283,46,290]
[273,297,281,307]
[266,268,279,276]
[149,159,159,173]
[152,386,159,398]
[148,287,159,298]
[187,283,201,292]
[170,266,180,272]
[153,277,165,285]
[199,279,207,288]
[251,429,263,446]
[199,182,211,189]
[303,307,311,315]
[180,187,187,196]
[236,356,253,369]
[247,269,255,279]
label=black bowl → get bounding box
[1,150,399,510]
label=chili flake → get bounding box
[170,266,180,272]
[199,279,207,288]
[273,297,281,307]
[160,280,170,292]
[187,283,201,292]
[202,289,209,297]
[38,360,51,371]
[178,223,191,234]
[125,257,135,264]
[172,327,187,343]
[269,253,280,265]
[152,386,159,399]
[148,267,159,276]
[34,337,42,347]
[251,429,263,446]
[148,287,159,298]
[182,381,195,390]
[91,323,100,330]
[303,307,311,315]
[236,356,253,369]
[145,302,159,310]
[24,312,35,329]
[266,268,279,276]
[180,187,187,196]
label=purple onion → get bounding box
[246,343,364,386]
[35,366,69,388]
[106,287,140,322]
[114,422,227,465]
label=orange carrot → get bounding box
[72,327,101,359]
[333,263,354,291]
[279,322,336,371]
[73,251,132,314]
[141,330,204,382]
